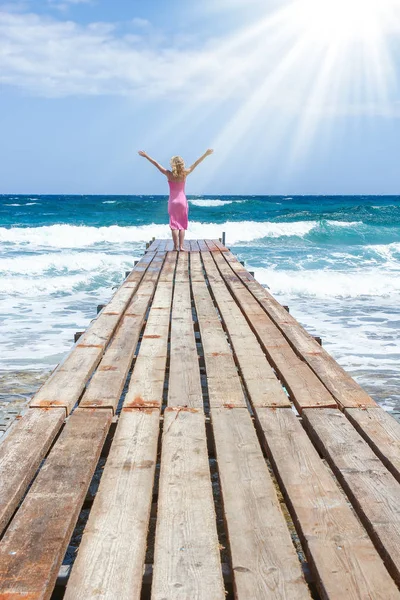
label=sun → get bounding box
[296,0,389,44]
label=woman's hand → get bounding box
[138,150,148,157]
[206,149,214,156]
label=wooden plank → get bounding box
[152,408,225,600]
[345,407,400,483]
[146,239,161,252]
[255,407,400,600]
[222,251,377,409]
[210,250,336,411]
[303,408,400,585]
[0,408,65,536]
[197,239,209,252]
[64,255,177,598]
[126,250,156,283]
[189,239,200,251]
[211,408,310,599]
[191,254,246,408]
[212,239,228,252]
[204,239,218,251]
[201,251,291,408]
[168,252,203,409]
[64,409,160,600]
[124,252,176,409]
[29,346,105,413]
[190,249,205,282]
[0,408,112,600]
[31,252,157,414]
[80,255,165,412]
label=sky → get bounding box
[0,0,400,195]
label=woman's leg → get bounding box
[171,229,179,250]
[179,230,186,251]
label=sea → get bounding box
[1,194,399,413]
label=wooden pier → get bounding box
[1,239,400,599]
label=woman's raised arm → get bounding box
[138,151,168,176]
[186,149,214,175]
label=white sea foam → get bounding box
[0,220,323,248]
[254,267,400,299]
[327,220,363,227]
[103,200,117,204]
[5,203,21,207]
[190,199,234,207]
[25,202,39,206]
[189,199,245,207]
[0,252,133,277]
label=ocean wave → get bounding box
[5,203,21,207]
[189,199,245,207]
[1,274,93,295]
[190,200,233,207]
[0,221,316,247]
[0,219,395,249]
[0,252,135,277]
[254,267,400,299]
[103,200,117,204]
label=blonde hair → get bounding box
[170,155,186,180]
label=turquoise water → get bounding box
[1,194,399,409]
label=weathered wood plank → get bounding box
[256,407,400,600]
[212,239,228,252]
[146,239,162,252]
[29,346,105,413]
[197,240,209,252]
[204,239,218,251]
[222,251,377,409]
[210,250,336,411]
[211,408,310,599]
[303,408,400,584]
[152,409,225,600]
[201,251,291,408]
[0,408,112,600]
[168,252,203,409]
[190,239,200,251]
[0,408,65,536]
[190,249,205,282]
[64,409,160,600]
[80,254,165,412]
[64,254,177,599]
[31,252,157,414]
[191,254,246,408]
[345,407,400,483]
[124,252,176,409]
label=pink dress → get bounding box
[168,179,188,230]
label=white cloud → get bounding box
[0,3,398,118]
[0,10,203,97]
[131,17,150,29]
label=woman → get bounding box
[138,149,214,251]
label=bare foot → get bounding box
[180,247,186,252]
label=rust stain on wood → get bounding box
[122,407,155,414]
[165,406,200,414]
[124,396,160,409]
[31,400,65,408]
[76,344,103,349]
[143,335,161,339]
[99,365,118,372]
